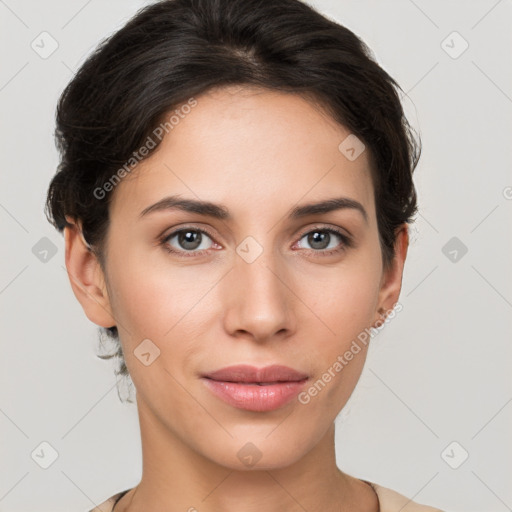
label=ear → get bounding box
[372,223,409,327]
[63,216,116,329]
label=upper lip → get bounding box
[202,364,309,383]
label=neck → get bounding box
[116,398,379,512]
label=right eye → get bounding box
[160,227,219,257]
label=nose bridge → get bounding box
[223,235,294,339]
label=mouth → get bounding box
[213,381,302,385]
[202,363,309,383]
[203,378,308,386]
[201,364,309,412]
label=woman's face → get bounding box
[69,85,407,470]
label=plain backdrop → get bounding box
[1,1,511,511]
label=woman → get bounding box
[45,0,444,510]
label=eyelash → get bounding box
[159,224,353,259]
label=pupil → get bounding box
[179,230,201,250]
[309,231,329,250]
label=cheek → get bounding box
[305,258,381,340]
[105,255,222,396]
[107,250,214,340]
[296,257,381,407]
[106,260,209,401]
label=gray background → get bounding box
[1,0,511,511]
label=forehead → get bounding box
[109,85,375,223]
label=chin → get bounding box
[202,437,311,472]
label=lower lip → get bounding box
[201,378,308,412]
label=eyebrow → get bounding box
[139,195,368,224]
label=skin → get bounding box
[64,85,408,512]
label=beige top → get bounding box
[89,481,445,511]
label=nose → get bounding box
[221,247,297,343]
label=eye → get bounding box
[161,227,218,257]
[294,226,353,256]
[159,224,353,258]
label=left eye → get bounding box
[296,228,348,252]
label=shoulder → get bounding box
[367,481,445,512]
[88,489,131,512]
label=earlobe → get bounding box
[372,224,409,327]
[63,216,116,329]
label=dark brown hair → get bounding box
[45,0,421,399]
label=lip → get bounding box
[201,364,309,412]
[203,364,309,383]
